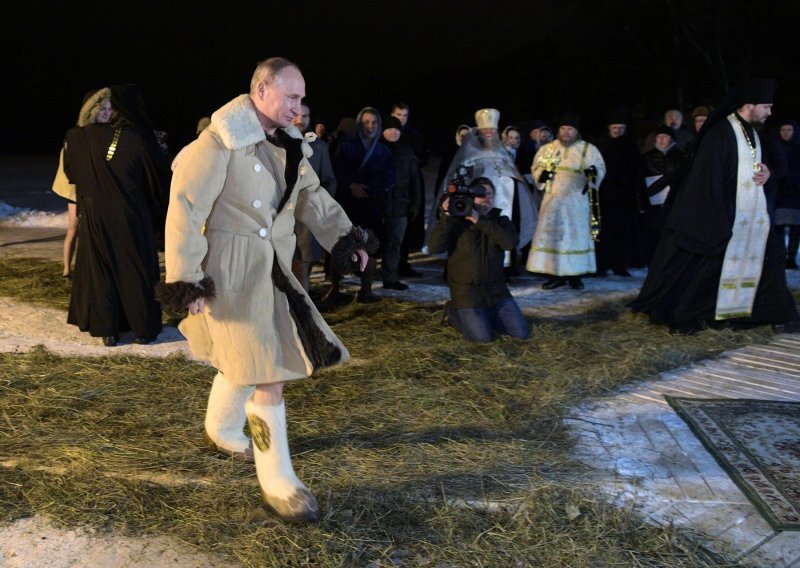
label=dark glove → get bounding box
[538,169,555,184]
[584,165,598,178]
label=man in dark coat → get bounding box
[631,78,799,332]
[291,102,337,291]
[380,116,423,290]
[63,83,169,346]
[594,109,642,276]
[428,177,528,342]
[390,102,429,278]
[639,124,685,262]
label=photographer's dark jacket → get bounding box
[428,208,518,309]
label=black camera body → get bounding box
[445,165,485,217]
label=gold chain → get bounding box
[737,121,761,174]
[105,127,122,161]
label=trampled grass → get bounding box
[0,256,768,566]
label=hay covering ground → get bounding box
[0,258,767,566]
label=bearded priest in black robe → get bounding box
[630,78,799,332]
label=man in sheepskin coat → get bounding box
[157,57,376,523]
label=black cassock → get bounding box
[630,116,798,329]
[64,123,166,338]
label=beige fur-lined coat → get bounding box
[166,94,353,385]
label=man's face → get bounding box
[391,108,409,126]
[693,115,707,132]
[456,127,469,146]
[608,124,626,138]
[530,128,540,141]
[478,128,497,140]
[253,66,305,131]
[780,124,795,142]
[361,112,380,140]
[383,127,401,143]
[96,99,113,124]
[558,126,578,145]
[539,128,553,143]
[744,103,773,126]
[655,133,673,151]
[473,185,494,215]
[293,104,311,132]
[665,110,682,129]
[505,130,521,149]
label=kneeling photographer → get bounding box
[428,175,529,342]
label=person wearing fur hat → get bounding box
[631,78,799,332]
[52,87,113,278]
[63,84,169,347]
[527,113,607,290]
[156,57,377,523]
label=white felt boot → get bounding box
[245,397,320,523]
[204,372,255,462]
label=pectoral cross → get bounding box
[536,145,561,192]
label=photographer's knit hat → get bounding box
[475,108,500,129]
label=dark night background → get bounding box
[4,0,800,157]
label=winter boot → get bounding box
[204,372,255,462]
[246,397,320,523]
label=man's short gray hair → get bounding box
[250,57,301,94]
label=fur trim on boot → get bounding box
[330,226,379,275]
[155,276,216,311]
[245,397,320,524]
[204,372,255,462]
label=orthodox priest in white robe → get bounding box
[527,113,606,289]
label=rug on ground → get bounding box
[666,396,800,530]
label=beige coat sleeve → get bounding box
[293,161,353,252]
[164,134,228,284]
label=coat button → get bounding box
[254,163,262,172]
[252,199,262,208]
[258,228,268,237]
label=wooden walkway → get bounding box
[566,334,800,567]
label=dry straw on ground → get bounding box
[0,258,767,566]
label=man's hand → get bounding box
[466,208,480,224]
[537,170,554,184]
[188,297,205,316]
[351,249,369,272]
[440,196,450,215]
[350,183,369,198]
[753,163,771,186]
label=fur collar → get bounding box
[210,94,311,157]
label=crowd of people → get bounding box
[52,58,800,523]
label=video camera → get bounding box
[444,165,485,217]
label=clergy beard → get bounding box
[478,135,502,152]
